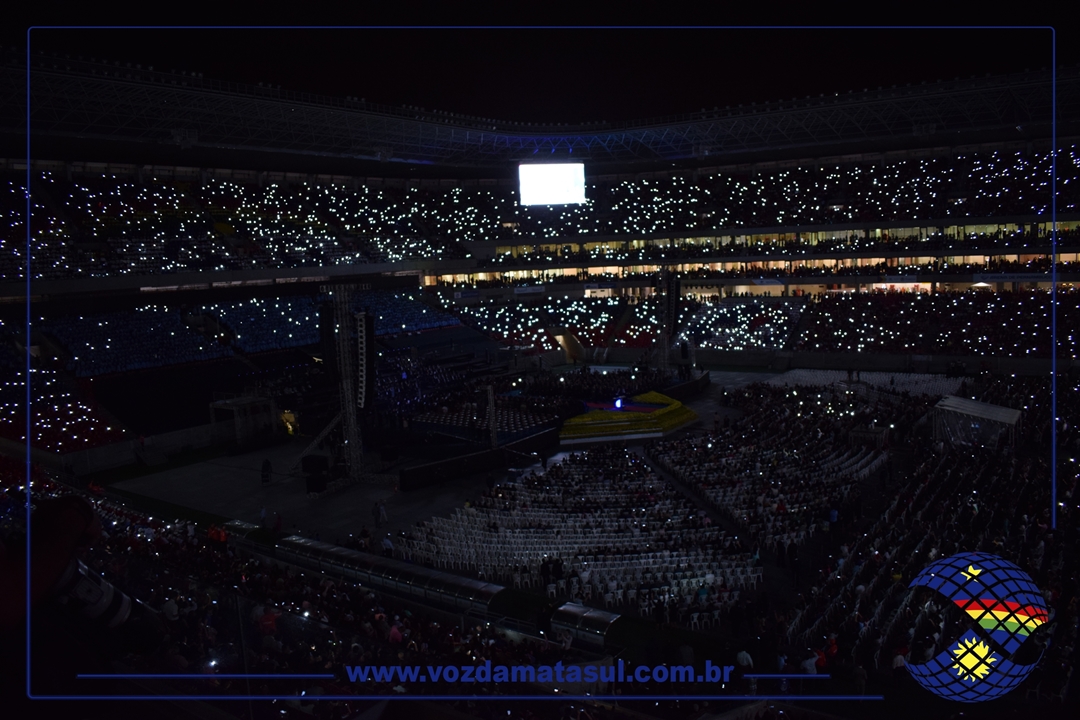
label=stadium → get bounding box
[2,27,1079,720]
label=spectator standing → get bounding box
[892,650,907,677]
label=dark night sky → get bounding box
[10,27,1068,125]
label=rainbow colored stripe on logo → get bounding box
[954,598,1048,637]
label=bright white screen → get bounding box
[518,164,586,206]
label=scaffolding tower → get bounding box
[329,285,363,481]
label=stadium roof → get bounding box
[3,28,1078,175]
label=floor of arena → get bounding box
[110,370,773,543]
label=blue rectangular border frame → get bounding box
[23,23,1054,703]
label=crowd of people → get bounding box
[31,292,460,379]
[771,379,1077,704]
[454,296,626,351]
[677,298,805,351]
[352,290,460,336]
[41,305,233,376]
[638,372,1079,706]
[17,284,1078,460]
[203,296,322,354]
[2,362,1077,713]
[5,146,1079,279]
[649,383,895,556]
[0,319,127,452]
[794,289,1080,358]
[450,288,1080,361]
[0,466,594,716]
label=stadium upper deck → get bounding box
[3,145,1079,292]
[2,44,1077,293]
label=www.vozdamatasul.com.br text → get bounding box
[345,660,736,685]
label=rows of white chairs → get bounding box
[399,447,763,614]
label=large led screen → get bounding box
[518,163,586,206]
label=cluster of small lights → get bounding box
[2,177,80,280]
[0,323,126,451]
[367,236,448,263]
[42,305,233,377]
[352,291,460,336]
[207,181,332,238]
[4,148,1076,278]
[64,176,201,239]
[679,299,806,351]
[194,292,455,355]
[610,299,695,348]
[455,296,625,350]
[613,299,665,347]
[795,289,1080,358]
[203,296,322,354]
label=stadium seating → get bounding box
[5,147,1078,279]
[679,297,806,350]
[352,291,460,336]
[42,305,233,376]
[0,467,586,704]
[793,290,1079,358]
[401,446,758,617]
[454,296,625,350]
[650,383,891,554]
[0,320,127,451]
[202,296,322,354]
